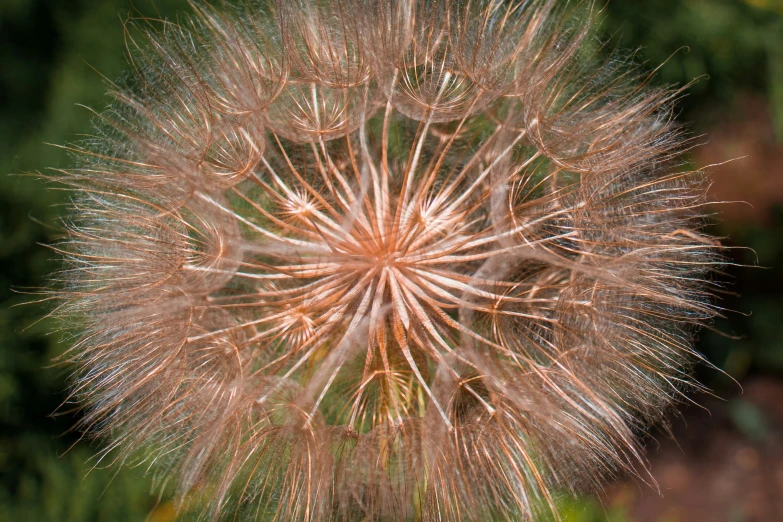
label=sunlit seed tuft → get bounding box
[49,1,722,521]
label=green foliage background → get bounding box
[1,1,781,520]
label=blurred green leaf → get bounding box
[728,399,770,441]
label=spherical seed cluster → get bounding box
[52,1,720,520]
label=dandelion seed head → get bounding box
[50,0,722,520]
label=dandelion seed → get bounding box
[50,0,721,520]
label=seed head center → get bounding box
[376,251,399,269]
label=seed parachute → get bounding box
[50,1,721,520]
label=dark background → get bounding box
[1,1,781,520]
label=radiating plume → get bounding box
[50,0,721,520]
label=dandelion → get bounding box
[51,0,720,520]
